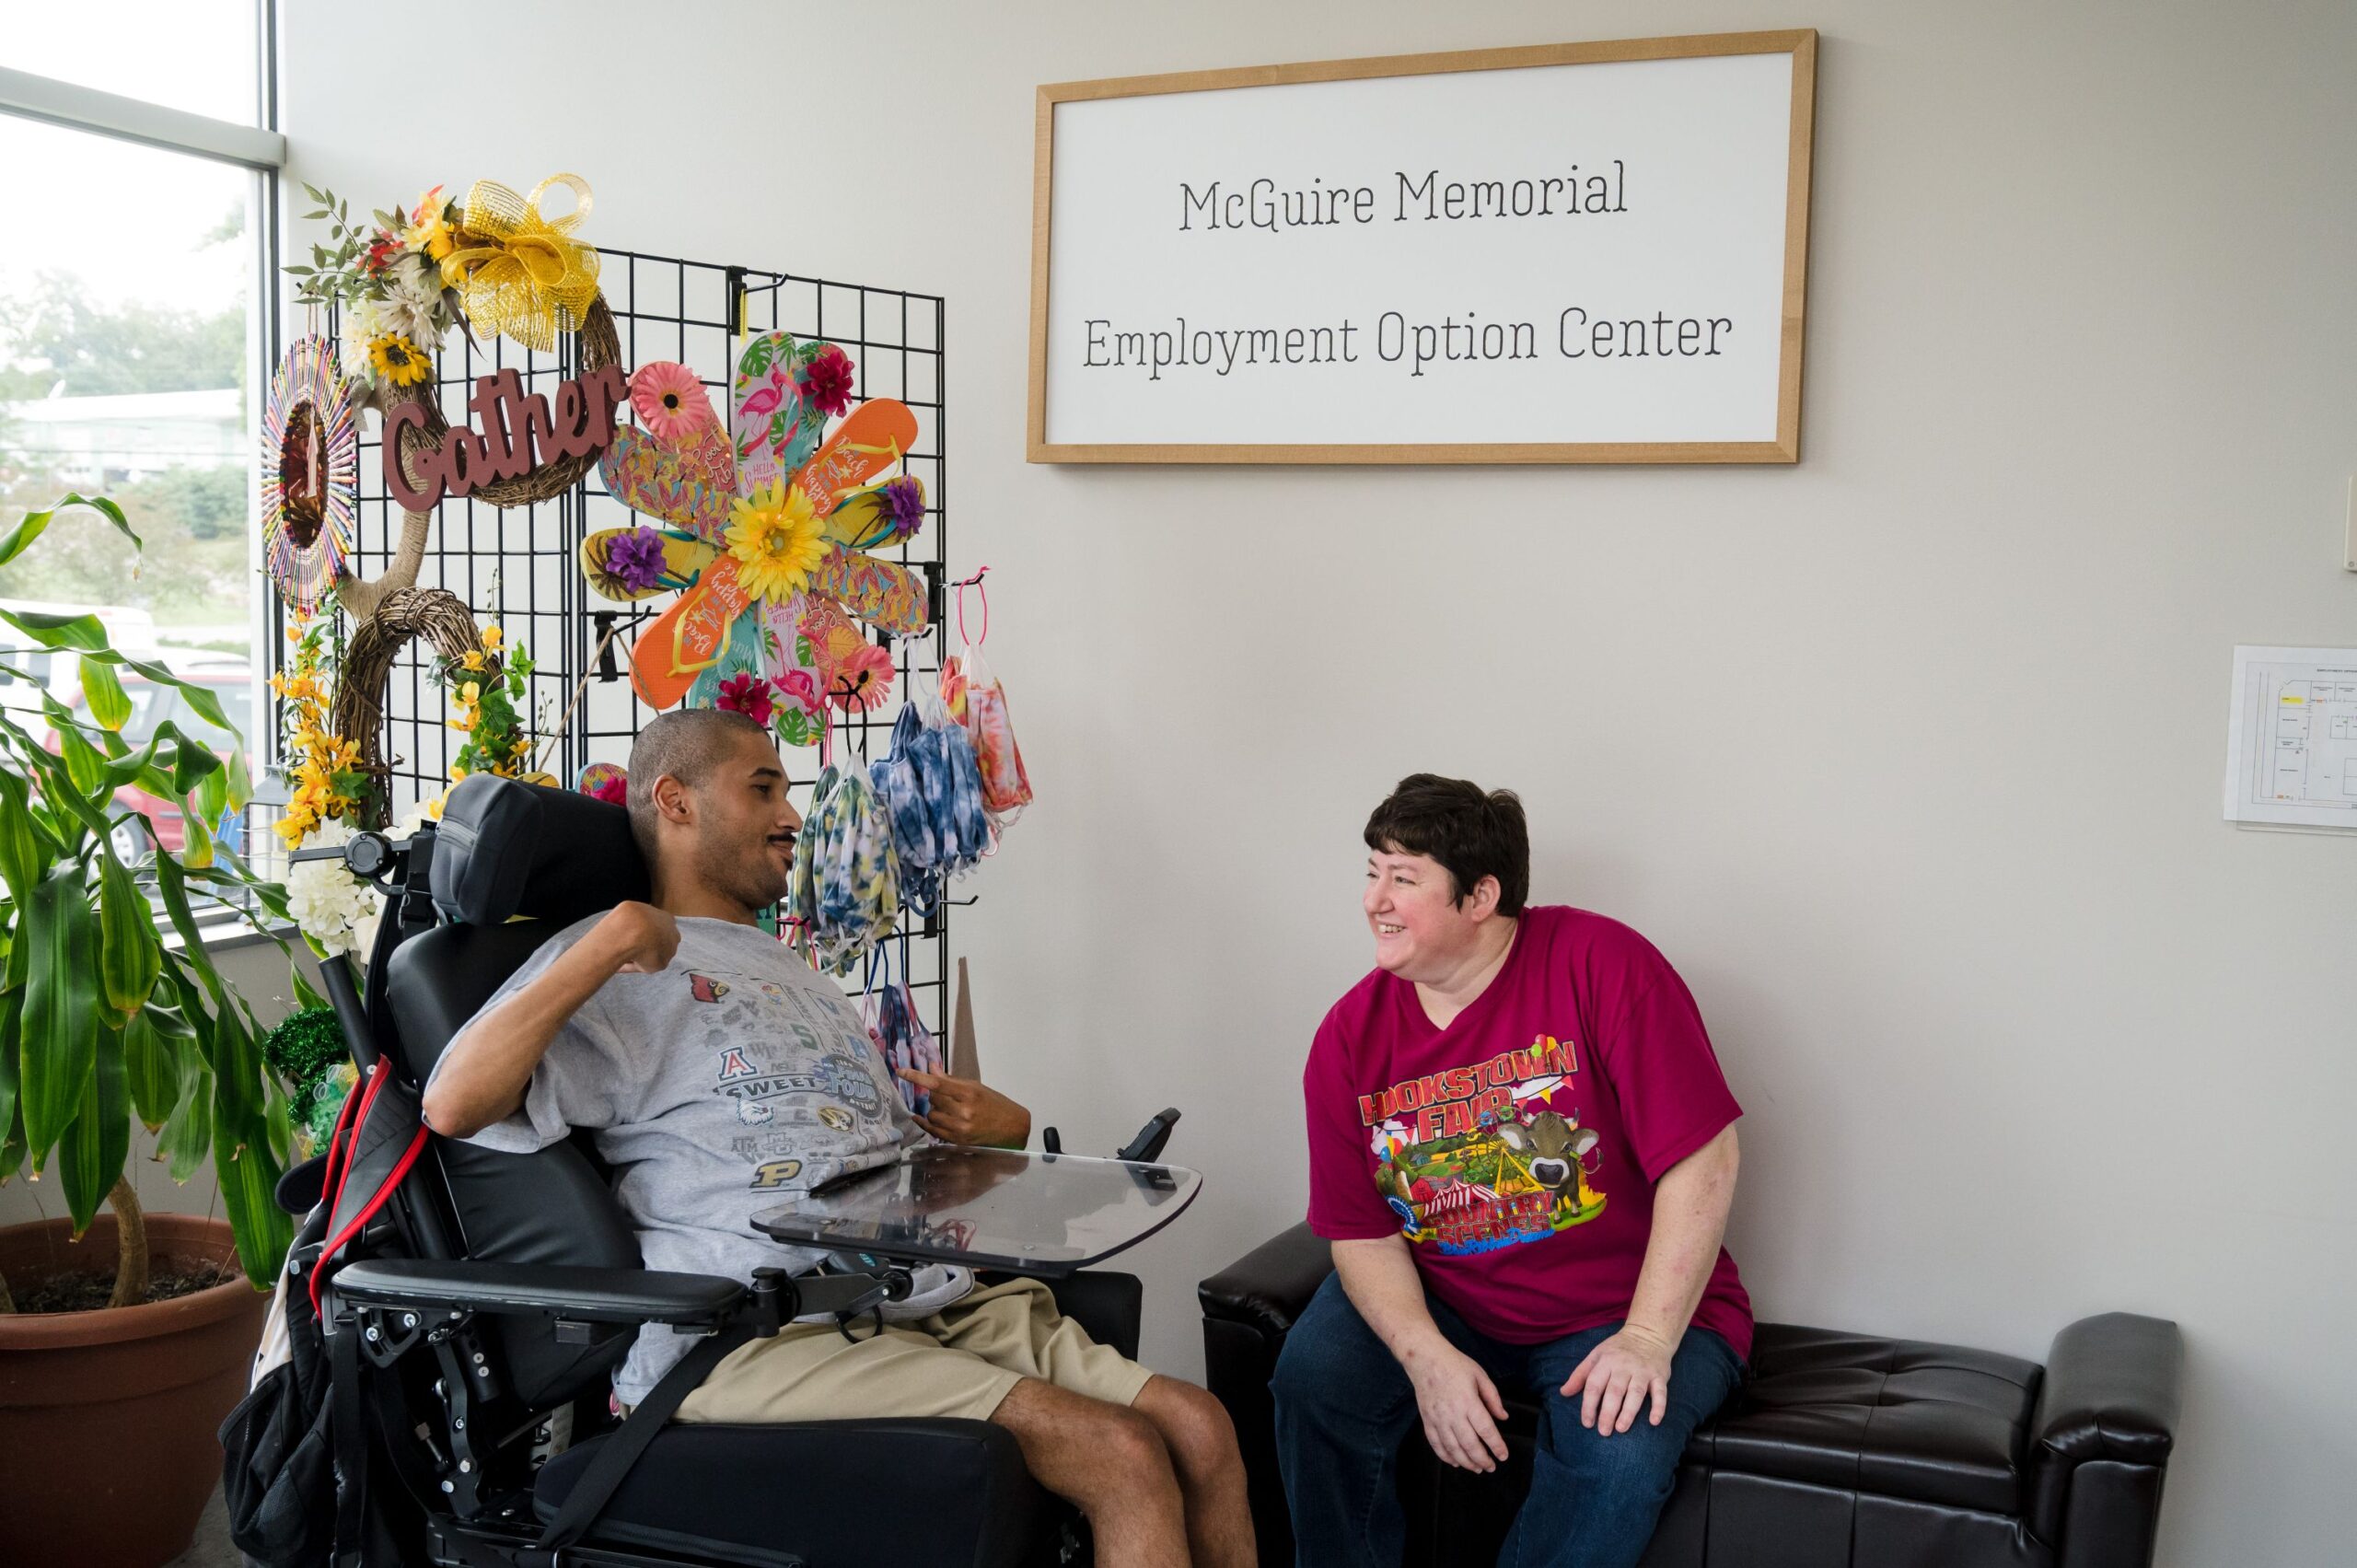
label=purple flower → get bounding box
[608,527,668,593]
[880,475,925,540]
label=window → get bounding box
[0,3,283,922]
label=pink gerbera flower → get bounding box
[630,362,712,443]
[716,672,777,726]
[796,345,855,419]
[827,640,895,712]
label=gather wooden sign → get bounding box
[384,366,630,510]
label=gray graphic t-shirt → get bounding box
[430,914,923,1405]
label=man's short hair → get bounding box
[625,707,771,860]
[1363,774,1530,916]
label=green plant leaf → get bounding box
[223,747,253,814]
[0,1096,24,1187]
[54,725,109,799]
[193,758,230,826]
[213,1097,289,1287]
[98,843,160,1018]
[0,606,110,652]
[123,1006,181,1131]
[0,985,20,1158]
[21,866,99,1172]
[0,494,139,572]
[0,769,52,904]
[158,1062,212,1180]
[180,802,216,870]
[78,657,133,732]
[58,1026,129,1235]
[115,658,235,734]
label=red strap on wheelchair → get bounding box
[313,1062,377,1212]
[308,1063,430,1318]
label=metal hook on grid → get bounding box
[950,565,991,647]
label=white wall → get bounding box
[281,4,2357,1562]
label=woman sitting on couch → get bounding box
[1274,774,1750,1568]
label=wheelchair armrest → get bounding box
[333,1258,747,1329]
[1046,1271,1144,1362]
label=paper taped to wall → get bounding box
[2223,645,2357,830]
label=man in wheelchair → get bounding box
[419,708,1250,1568]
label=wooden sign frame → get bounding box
[1028,30,1817,465]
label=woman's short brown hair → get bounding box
[1363,774,1529,916]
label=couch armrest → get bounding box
[1198,1222,1334,1339]
[1200,1225,1334,1568]
[2026,1313,2184,1562]
[333,1258,746,1329]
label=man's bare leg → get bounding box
[1132,1375,1258,1568]
[990,1376,1188,1568]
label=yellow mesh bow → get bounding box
[440,174,599,354]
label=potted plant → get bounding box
[0,495,313,1568]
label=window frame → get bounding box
[0,2,286,928]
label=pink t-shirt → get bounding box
[1305,905,1752,1362]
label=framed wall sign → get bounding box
[1028,31,1817,464]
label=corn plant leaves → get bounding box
[214,1097,288,1288]
[0,986,20,1163]
[123,1005,182,1131]
[59,1028,129,1234]
[21,866,98,1171]
[77,656,133,732]
[0,770,50,903]
[158,1062,212,1182]
[56,725,108,798]
[97,843,159,1017]
[0,494,139,571]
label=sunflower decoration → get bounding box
[577,332,932,748]
[366,331,433,389]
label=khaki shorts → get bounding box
[673,1275,1155,1425]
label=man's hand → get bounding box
[898,1068,1032,1148]
[1561,1323,1676,1436]
[1405,1341,1512,1473]
[596,900,679,975]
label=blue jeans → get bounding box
[1271,1273,1744,1568]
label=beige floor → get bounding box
[165,1487,238,1568]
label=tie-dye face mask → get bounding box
[942,651,1031,825]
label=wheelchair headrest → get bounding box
[430,774,650,927]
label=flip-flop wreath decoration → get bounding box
[579,333,931,745]
[260,335,359,615]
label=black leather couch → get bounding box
[1200,1225,2182,1568]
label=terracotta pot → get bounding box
[0,1213,270,1568]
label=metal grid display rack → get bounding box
[265,250,958,1033]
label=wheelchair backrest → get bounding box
[375,777,657,1409]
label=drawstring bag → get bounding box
[941,574,1031,828]
[789,761,899,976]
[862,942,943,1116]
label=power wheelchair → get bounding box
[247,776,1184,1568]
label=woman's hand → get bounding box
[899,1068,1033,1148]
[1561,1323,1676,1435]
[1405,1340,1511,1473]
